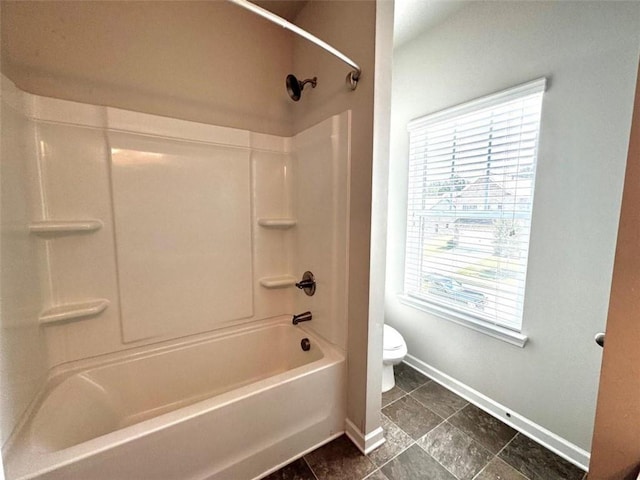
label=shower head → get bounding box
[286,74,317,102]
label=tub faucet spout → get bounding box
[292,311,312,325]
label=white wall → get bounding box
[0,83,353,459]
[3,86,350,368]
[292,1,379,441]
[365,0,395,452]
[294,112,350,350]
[0,78,48,445]
[386,0,640,455]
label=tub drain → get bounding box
[301,338,311,351]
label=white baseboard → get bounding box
[345,418,385,455]
[404,355,590,471]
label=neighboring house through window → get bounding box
[402,79,545,337]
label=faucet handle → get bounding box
[295,271,316,296]
[292,311,313,325]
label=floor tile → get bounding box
[448,404,517,454]
[382,395,443,440]
[304,435,376,480]
[393,363,430,392]
[381,444,456,480]
[410,382,468,419]
[499,434,584,480]
[382,385,406,408]
[365,470,390,480]
[475,457,529,480]
[417,422,493,480]
[263,458,317,480]
[368,415,414,467]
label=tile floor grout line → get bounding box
[386,407,447,444]
[374,415,523,480]
[411,405,507,480]
[443,401,470,421]
[492,433,532,480]
[403,377,496,477]
[469,453,497,480]
[272,368,580,480]
[391,385,409,395]
[362,470,380,480]
[495,434,586,480]
[403,390,448,423]
[382,389,447,435]
[439,417,495,458]
[377,413,421,468]
[407,388,469,422]
[494,432,519,460]
[381,391,408,410]
[362,468,383,480]
[394,366,432,395]
[408,376,533,480]
[403,378,432,395]
[369,440,417,475]
[414,425,466,480]
[395,373,528,480]
[302,455,320,480]
[413,418,483,480]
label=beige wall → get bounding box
[292,0,377,436]
[1,1,293,136]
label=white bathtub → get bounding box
[3,318,346,479]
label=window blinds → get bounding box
[404,78,545,331]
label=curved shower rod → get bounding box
[228,0,361,90]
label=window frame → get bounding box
[399,78,547,347]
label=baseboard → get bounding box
[404,355,590,471]
[345,418,386,455]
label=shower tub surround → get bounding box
[1,77,351,479]
[5,318,345,480]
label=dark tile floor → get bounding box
[264,363,587,480]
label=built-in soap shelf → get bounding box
[259,275,297,289]
[257,218,297,229]
[29,220,103,236]
[39,299,109,326]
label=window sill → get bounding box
[397,294,528,348]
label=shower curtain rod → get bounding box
[228,0,361,90]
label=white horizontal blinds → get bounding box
[404,79,545,331]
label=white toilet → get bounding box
[382,324,408,393]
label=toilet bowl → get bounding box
[382,324,408,393]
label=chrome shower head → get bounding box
[286,74,317,102]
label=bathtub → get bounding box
[3,317,346,479]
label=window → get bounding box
[403,79,545,336]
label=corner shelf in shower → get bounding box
[29,220,103,236]
[259,275,297,289]
[39,299,109,325]
[257,218,297,229]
